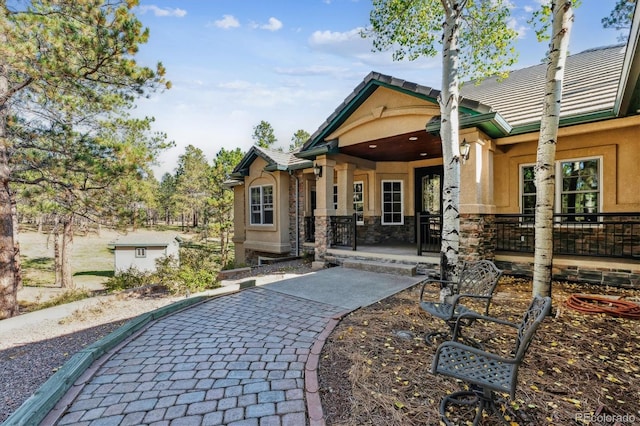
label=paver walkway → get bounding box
[48,268,423,426]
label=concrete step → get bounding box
[342,259,417,276]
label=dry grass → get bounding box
[319,277,640,425]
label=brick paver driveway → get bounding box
[55,287,344,426]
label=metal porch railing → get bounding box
[495,213,640,259]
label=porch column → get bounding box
[313,156,336,269]
[459,129,496,261]
[335,163,355,216]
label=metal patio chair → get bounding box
[419,260,503,345]
[431,295,552,426]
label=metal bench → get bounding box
[431,295,552,425]
[419,260,503,344]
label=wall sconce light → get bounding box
[313,164,323,178]
[460,139,471,163]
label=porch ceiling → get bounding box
[339,130,442,162]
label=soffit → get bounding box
[338,130,442,162]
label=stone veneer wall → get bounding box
[356,216,415,245]
[288,174,307,257]
[495,258,640,288]
[244,249,296,266]
[459,213,496,261]
[314,215,330,261]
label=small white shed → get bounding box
[110,234,182,273]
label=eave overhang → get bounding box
[426,111,512,138]
[614,3,640,116]
[294,140,340,161]
[301,72,492,154]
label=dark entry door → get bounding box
[415,166,443,216]
[415,166,443,252]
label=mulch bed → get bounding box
[318,276,640,425]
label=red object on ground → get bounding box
[565,294,640,319]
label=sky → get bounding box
[131,1,626,178]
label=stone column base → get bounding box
[311,261,327,270]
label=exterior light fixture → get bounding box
[409,136,418,141]
[313,164,322,178]
[460,139,471,163]
[368,144,377,149]
[420,152,428,157]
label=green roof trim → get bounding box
[301,72,493,154]
[425,111,512,138]
[294,140,339,160]
[507,110,617,135]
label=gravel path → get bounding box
[0,260,313,423]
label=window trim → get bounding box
[249,184,274,226]
[519,156,602,223]
[381,179,404,225]
[556,156,602,214]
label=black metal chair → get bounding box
[419,260,503,344]
[431,295,552,426]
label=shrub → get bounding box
[104,267,153,292]
[104,247,222,296]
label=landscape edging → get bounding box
[2,294,210,426]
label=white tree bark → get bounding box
[438,1,463,285]
[533,1,574,297]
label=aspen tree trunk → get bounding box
[438,1,464,285]
[533,0,574,297]
[61,216,75,289]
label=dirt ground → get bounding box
[318,277,640,426]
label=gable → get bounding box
[298,72,491,162]
[327,86,442,148]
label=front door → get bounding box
[415,166,443,252]
[415,166,443,216]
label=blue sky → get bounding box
[132,1,625,178]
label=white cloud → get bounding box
[508,17,528,39]
[137,5,187,18]
[274,65,351,77]
[259,17,283,31]
[308,27,373,59]
[309,27,364,46]
[523,5,534,13]
[213,15,240,29]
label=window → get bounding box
[559,158,600,221]
[250,185,274,225]
[520,158,601,222]
[135,247,146,258]
[382,180,403,225]
[333,185,338,210]
[353,181,364,225]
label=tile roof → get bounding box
[460,44,626,129]
[110,233,181,247]
[253,145,311,169]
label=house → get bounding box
[110,234,181,273]
[229,28,640,286]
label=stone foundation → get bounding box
[460,213,496,261]
[245,250,296,266]
[356,216,415,245]
[495,256,640,289]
